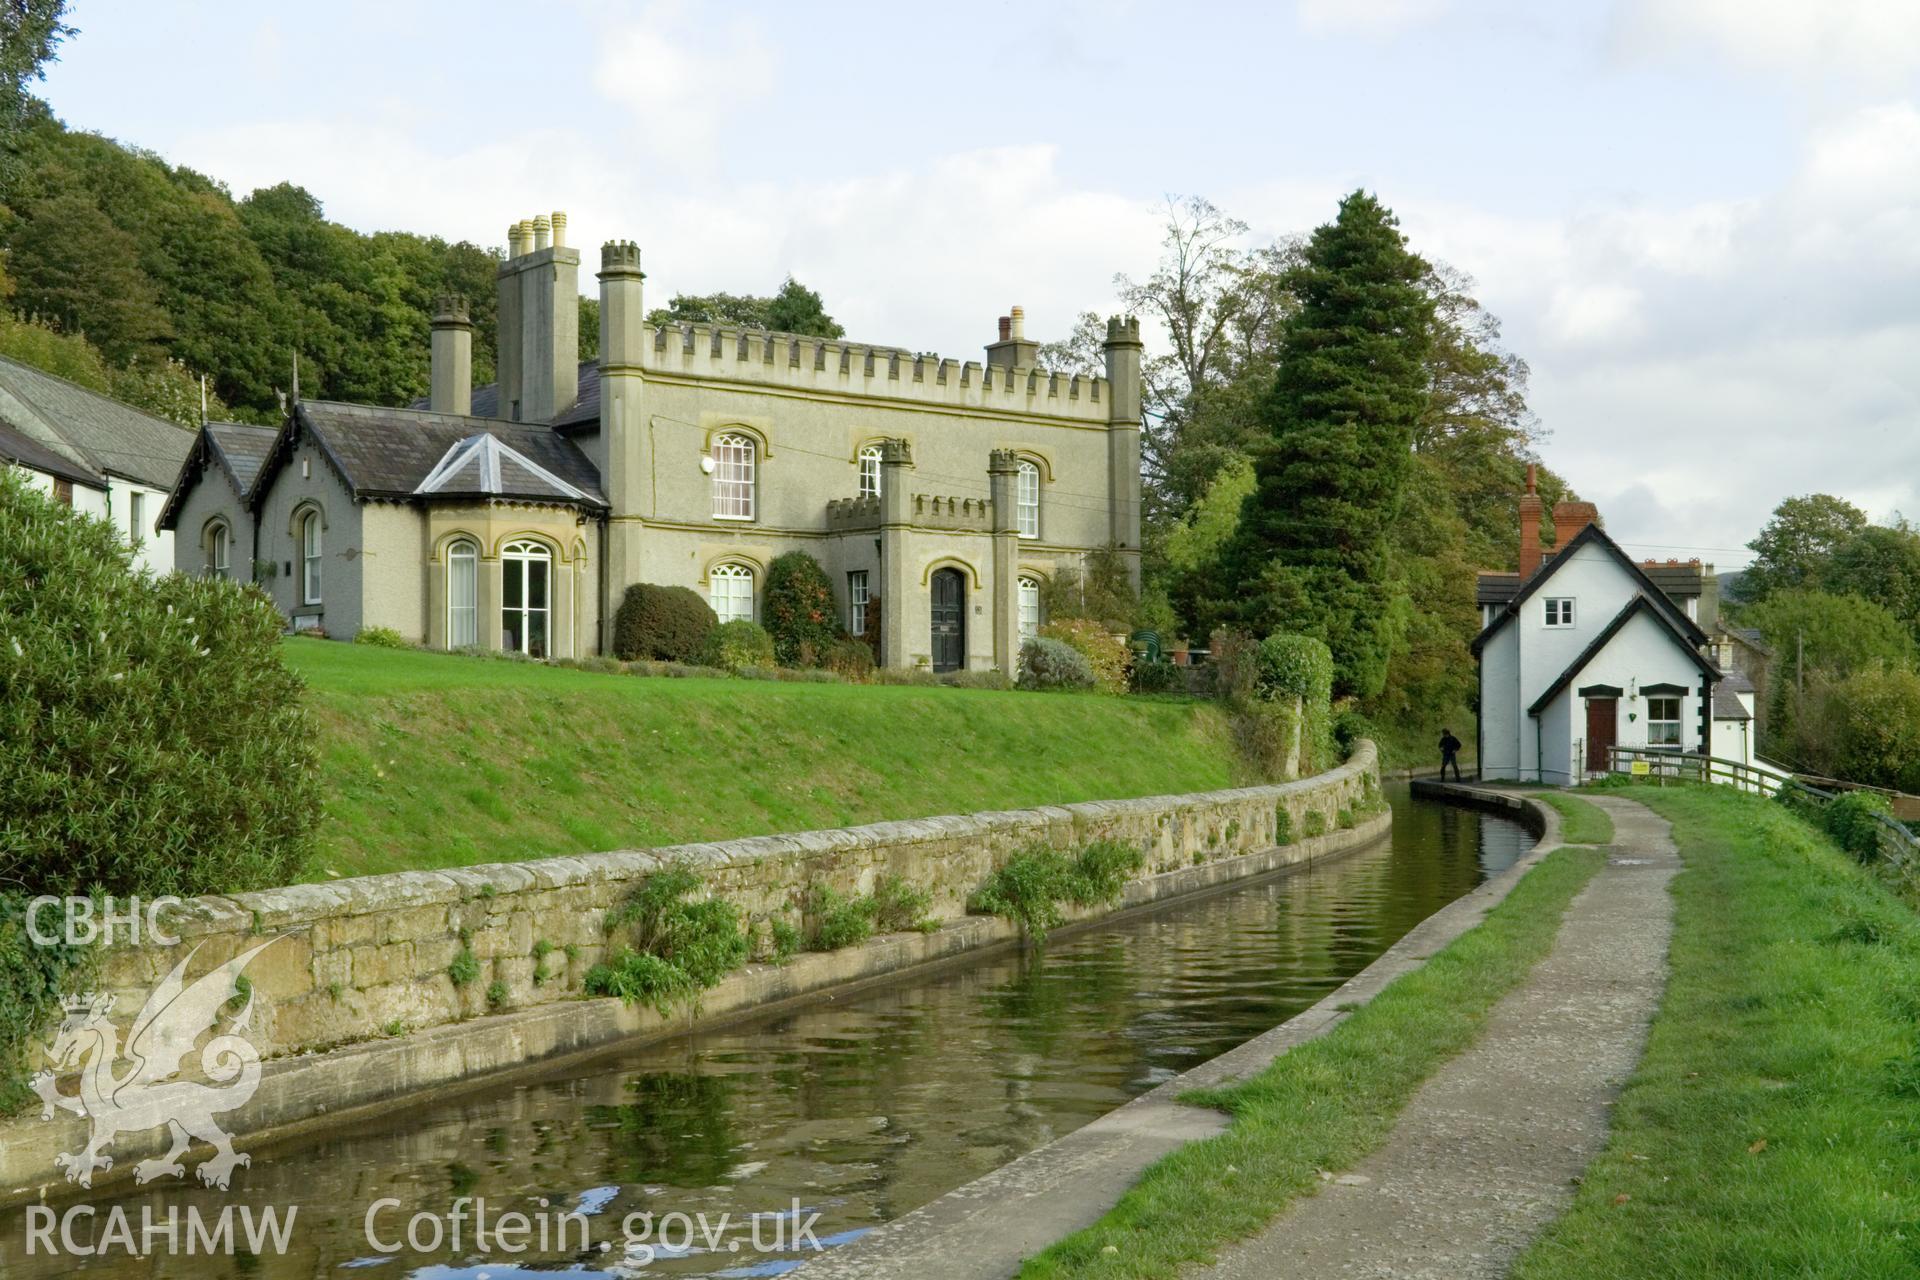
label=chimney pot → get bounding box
[551,210,566,249]
[997,315,1012,342]
[532,214,551,252]
[1010,305,1026,340]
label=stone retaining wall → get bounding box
[98,743,1379,1059]
[3,745,1383,1203]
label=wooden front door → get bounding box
[1585,698,1617,774]
[931,568,965,672]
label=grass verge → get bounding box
[1510,785,1920,1279]
[1018,844,1603,1278]
[1536,792,1614,844]
[286,639,1242,880]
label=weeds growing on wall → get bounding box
[586,865,749,1016]
[970,840,1146,941]
[803,874,939,951]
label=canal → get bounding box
[7,782,1530,1278]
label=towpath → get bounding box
[1197,792,1676,1279]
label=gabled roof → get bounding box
[1715,623,1774,657]
[0,353,194,489]
[257,401,605,508]
[1526,593,1719,717]
[1476,571,1520,607]
[158,420,279,531]
[1471,521,1710,657]
[414,432,589,503]
[410,359,601,430]
[0,419,106,489]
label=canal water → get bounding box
[5,783,1529,1278]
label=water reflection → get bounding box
[0,784,1525,1278]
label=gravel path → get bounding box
[1198,794,1676,1279]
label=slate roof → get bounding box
[1476,572,1519,607]
[1713,682,1753,721]
[0,353,194,490]
[411,360,601,429]
[1718,624,1773,657]
[288,401,605,506]
[1720,668,1755,694]
[0,418,105,488]
[1637,561,1705,598]
[205,421,276,495]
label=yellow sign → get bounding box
[1630,760,1651,777]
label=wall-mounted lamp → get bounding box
[699,455,715,475]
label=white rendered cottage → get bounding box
[1472,484,1729,784]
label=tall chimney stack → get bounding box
[1518,463,1543,578]
[429,294,472,416]
[1552,498,1600,552]
[496,208,580,422]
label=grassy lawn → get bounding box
[287,640,1244,880]
[1535,791,1614,844]
[1510,785,1920,1279]
[1018,845,1605,1278]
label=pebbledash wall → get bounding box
[1,745,1383,1200]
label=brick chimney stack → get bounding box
[1552,498,1600,550]
[1518,464,1543,578]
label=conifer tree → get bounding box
[1212,191,1435,698]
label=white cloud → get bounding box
[591,3,775,169]
[1616,0,1920,85]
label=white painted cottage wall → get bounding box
[1539,608,1709,783]
[1480,622,1523,780]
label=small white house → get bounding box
[0,354,192,575]
[1472,482,1738,784]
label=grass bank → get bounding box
[288,640,1243,880]
[1535,792,1613,844]
[1018,844,1604,1278]
[1511,785,1920,1278]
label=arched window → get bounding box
[1016,460,1040,538]
[858,445,883,499]
[300,510,322,603]
[709,562,754,624]
[1018,576,1041,643]
[712,433,756,520]
[501,539,551,658]
[447,539,478,649]
[206,521,231,579]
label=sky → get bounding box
[33,0,1920,568]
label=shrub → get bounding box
[872,874,937,932]
[703,619,776,672]
[1274,806,1293,846]
[0,469,320,899]
[1826,790,1894,863]
[1130,660,1181,694]
[354,625,410,648]
[823,637,876,681]
[1303,810,1328,838]
[1040,618,1129,693]
[1018,637,1096,691]
[612,583,717,662]
[806,884,878,951]
[586,865,749,1015]
[769,918,802,963]
[763,551,839,667]
[1208,627,1262,703]
[969,840,1144,941]
[1332,706,1379,756]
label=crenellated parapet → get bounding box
[641,321,1109,423]
[911,493,994,531]
[826,495,882,532]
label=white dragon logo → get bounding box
[31,938,281,1190]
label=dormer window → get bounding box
[1544,598,1575,627]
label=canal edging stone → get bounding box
[0,746,1384,1206]
[793,784,1570,1280]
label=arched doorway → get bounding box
[930,568,965,673]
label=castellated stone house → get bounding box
[160,212,1145,673]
